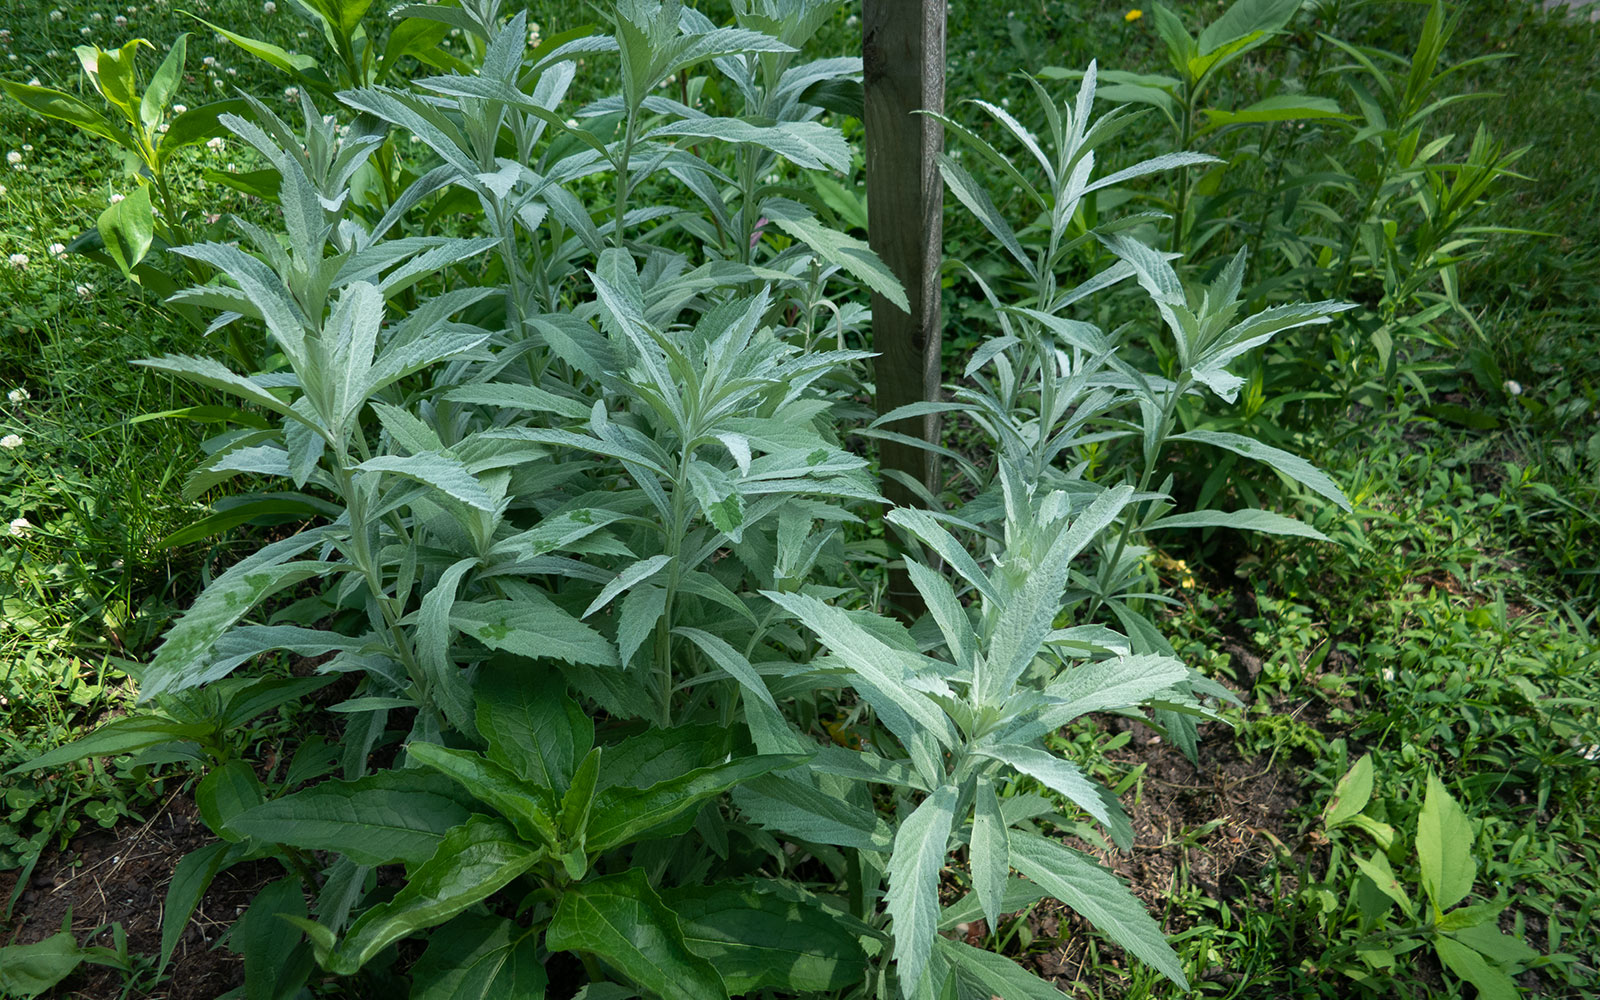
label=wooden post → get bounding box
[863,0,946,614]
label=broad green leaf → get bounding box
[475,660,593,791]
[0,932,87,997]
[1009,832,1188,988]
[1418,772,1477,914]
[1196,0,1301,56]
[406,743,560,847]
[453,595,618,667]
[586,754,806,852]
[0,81,134,148]
[1147,508,1328,541]
[327,817,542,976]
[189,16,321,78]
[762,197,908,311]
[1322,754,1375,829]
[141,34,187,131]
[886,785,958,996]
[547,869,728,1000]
[195,760,265,842]
[232,876,313,1000]
[596,724,731,792]
[1445,921,1539,967]
[561,747,602,848]
[158,99,251,164]
[1433,936,1520,1000]
[410,914,546,1000]
[661,884,868,994]
[10,715,213,774]
[970,778,1009,931]
[98,184,155,279]
[1170,430,1351,510]
[978,745,1132,850]
[1351,851,1411,915]
[1200,94,1349,130]
[227,770,472,866]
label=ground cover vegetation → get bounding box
[0,0,1594,997]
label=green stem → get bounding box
[1087,372,1187,621]
[1169,83,1196,256]
[653,460,692,727]
[612,109,637,250]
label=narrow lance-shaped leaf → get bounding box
[970,777,1009,931]
[885,785,957,997]
[1009,832,1189,989]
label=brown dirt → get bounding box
[0,791,280,999]
[1023,717,1310,994]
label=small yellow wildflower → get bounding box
[1125,9,1144,21]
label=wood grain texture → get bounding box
[863,0,946,509]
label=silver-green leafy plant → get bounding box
[12,6,1362,1000]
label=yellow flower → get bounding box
[1125,8,1144,21]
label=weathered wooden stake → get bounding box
[863,0,946,613]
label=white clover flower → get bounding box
[91,11,103,21]
[8,517,31,537]
[1504,379,1523,397]
[1381,667,1396,682]
[172,103,187,114]
[48,242,64,257]
[206,136,225,151]
[263,0,277,11]
[115,15,127,26]
[28,76,39,86]
[81,26,92,35]
[20,145,30,153]
[284,86,298,99]
[109,192,125,203]
[7,388,28,402]
[0,184,7,196]
[51,9,65,21]
[5,151,19,165]
[75,283,92,298]
[8,253,26,268]
[1,434,22,449]
[202,55,215,66]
